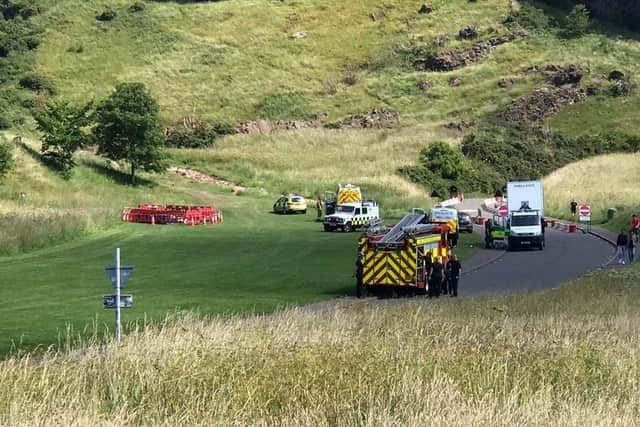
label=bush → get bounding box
[257,92,314,121]
[564,4,590,37]
[18,74,56,94]
[504,5,550,31]
[419,142,464,180]
[0,138,14,179]
[401,127,640,196]
[96,8,117,22]
[609,78,635,97]
[342,65,360,86]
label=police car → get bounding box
[323,201,380,232]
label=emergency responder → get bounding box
[354,252,364,297]
[423,252,432,281]
[445,255,462,297]
[484,218,493,249]
[429,256,444,298]
[316,197,323,221]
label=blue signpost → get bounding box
[104,248,134,342]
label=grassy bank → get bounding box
[1,268,638,425]
[544,152,640,231]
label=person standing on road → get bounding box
[570,200,578,219]
[445,255,462,297]
[631,214,639,242]
[628,232,635,263]
[616,230,628,265]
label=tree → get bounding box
[564,4,590,37]
[0,137,13,180]
[93,83,166,184]
[419,141,465,180]
[33,100,93,178]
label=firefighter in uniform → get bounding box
[354,252,364,298]
[445,255,462,297]
[428,256,444,298]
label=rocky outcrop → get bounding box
[498,87,586,128]
[416,31,527,72]
[332,109,400,129]
[418,3,433,14]
[234,114,328,134]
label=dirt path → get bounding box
[168,167,245,195]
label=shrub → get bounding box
[0,138,14,179]
[609,78,635,97]
[564,4,590,37]
[18,74,56,94]
[96,8,117,22]
[504,5,550,31]
[342,64,360,86]
[257,92,314,121]
[419,142,465,180]
[323,75,338,95]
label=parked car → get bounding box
[458,212,474,233]
[273,194,307,214]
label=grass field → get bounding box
[0,195,482,356]
[544,152,640,230]
[1,267,638,425]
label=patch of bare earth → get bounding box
[169,167,245,195]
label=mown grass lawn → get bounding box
[0,192,482,356]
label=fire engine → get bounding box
[356,209,451,297]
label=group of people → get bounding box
[616,214,639,265]
[423,253,462,298]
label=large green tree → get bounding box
[34,100,93,178]
[93,82,166,184]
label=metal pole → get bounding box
[115,247,121,343]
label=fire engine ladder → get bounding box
[380,210,426,244]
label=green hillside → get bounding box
[0,0,640,356]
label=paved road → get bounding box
[461,226,614,297]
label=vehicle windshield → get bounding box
[337,206,355,213]
[511,215,539,227]
[290,197,303,202]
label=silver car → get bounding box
[458,212,474,233]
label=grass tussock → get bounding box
[1,270,639,425]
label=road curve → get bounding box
[461,228,614,297]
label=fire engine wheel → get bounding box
[343,223,353,233]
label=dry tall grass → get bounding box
[1,271,639,426]
[170,126,453,214]
[544,152,640,220]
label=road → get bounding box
[457,197,615,296]
[462,227,614,297]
